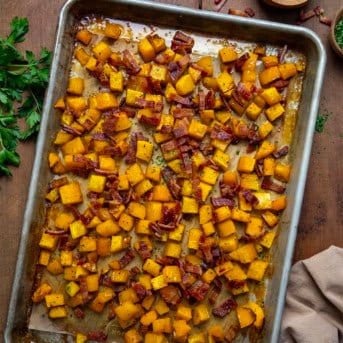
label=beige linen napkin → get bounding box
[281,246,343,343]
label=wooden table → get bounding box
[0,0,342,338]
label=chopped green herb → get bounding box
[0,17,51,176]
[235,150,240,155]
[315,113,329,133]
[334,18,343,49]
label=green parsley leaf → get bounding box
[315,113,328,133]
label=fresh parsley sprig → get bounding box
[0,17,51,176]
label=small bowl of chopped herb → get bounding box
[329,7,343,58]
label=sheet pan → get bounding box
[5,0,326,342]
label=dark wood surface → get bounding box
[0,0,342,339]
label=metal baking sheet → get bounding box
[4,0,326,342]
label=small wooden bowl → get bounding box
[329,7,343,58]
[263,0,308,9]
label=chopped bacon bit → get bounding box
[210,124,234,141]
[211,197,236,208]
[102,115,119,135]
[99,274,113,287]
[173,107,195,119]
[181,152,193,175]
[188,280,210,301]
[150,222,165,240]
[227,280,245,290]
[79,278,90,304]
[161,202,181,226]
[58,236,78,251]
[132,282,148,301]
[118,248,135,268]
[236,82,254,101]
[160,285,182,306]
[220,182,240,199]
[173,118,190,139]
[163,168,181,199]
[161,139,178,153]
[168,54,190,82]
[228,8,249,17]
[123,49,141,75]
[235,53,249,73]
[261,176,286,193]
[73,306,85,319]
[126,133,138,164]
[155,50,175,64]
[319,15,331,26]
[190,62,209,76]
[139,115,161,127]
[91,132,108,141]
[184,262,203,276]
[273,145,289,159]
[254,160,263,177]
[61,123,83,136]
[278,44,288,64]
[212,298,237,318]
[171,31,194,54]
[87,331,108,342]
[205,90,216,109]
[137,241,152,260]
[225,325,240,342]
[313,5,323,16]
[269,79,289,91]
[170,93,194,107]
[208,278,223,305]
[160,125,173,134]
[46,228,66,235]
[298,8,316,22]
[48,176,68,190]
[244,7,255,17]
[199,140,214,156]
[192,176,202,202]
[156,256,178,266]
[242,188,259,206]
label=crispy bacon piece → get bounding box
[269,79,289,91]
[278,44,288,64]
[254,160,263,177]
[225,325,240,342]
[132,282,149,301]
[46,228,66,235]
[160,125,173,134]
[87,332,107,342]
[211,197,235,208]
[73,306,85,319]
[192,176,202,202]
[198,91,206,114]
[298,8,316,22]
[139,115,161,127]
[102,115,119,135]
[48,176,68,190]
[244,7,255,17]
[123,49,141,75]
[61,123,83,136]
[155,49,175,64]
[273,145,289,159]
[156,256,178,266]
[126,133,138,164]
[161,139,178,153]
[171,31,194,54]
[118,248,135,268]
[173,117,190,139]
[208,278,223,305]
[58,236,78,251]
[173,107,195,119]
[228,8,249,17]
[181,152,193,175]
[212,298,237,318]
[188,280,210,301]
[137,241,152,260]
[184,263,203,276]
[168,54,191,82]
[99,274,113,287]
[79,278,90,304]
[199,140,214,156]
[235,53,249,72]
[261,177,286,194]
[160,285,182,306]
[236,82,254,101]
[213,0,228,12]
[161,202,181,226]
[170,93,193,107]
[150,222,165,240]
[242,188,259,206]
[205,90,216,109]
[210,124,234,141]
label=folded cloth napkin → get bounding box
[280,246,343,343]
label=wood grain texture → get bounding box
[0,0,342,338]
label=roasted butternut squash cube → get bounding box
[92,41,112,61]
[245,102,262,120]
[217,219,236,237]
[86,274,99,292]
[79,236,97,252]
[271,195,287,211]
[202,222,215,236]
[231,208,251,223]
[261,210,278,227]
[217,72,235,96]
[219,234,238,253]
[259,66,281,86]
[224,263,247,281]
[111,270,130,283]
[202,268,217,284]
[255,141,276,160]
[188,228,202,250]
[110,235,124,253]
[188,119,208,140]
[164,242,181,258]
[219,47,238,63]
[182,196,198,214]
[67,77,84,96]
[38,250,51,266]
[151,275,168,291]
[176,74,195,96]
[85,56,97,71]
[237,156,256,173]
[88,174,106,193]
[246,216,264,236]
[151,185,172,202]
[176,304,192,321]
[150,63,167,83]
[118,213,135,232]
[76,29,93,45]
[213,149,230,170]
[124,329,143,343]
[145,164,161,182]
[32,282,52,302]
[75,47,90,66]
[153,318,172,334]
[96,237,111,256]
[193,304,210,325]
[214,206,231,222]
[261,87,282,106]
[188,333,206,343]
[258,121,274,139]
[110,71,124,92]
[135,179,153,196]
[163,265,182,283]
[199,166,219,185]
[45,293,65,308]
[208,325,224,341]
[128,202,146,219]
[39,233,59,251]
[223,170,238,186]
[279,63,297,80]
[173,320,191,341]
[168,223,185,242]
[236,306,255,328]
[155,299,170,315]
[199,205,212,225]
[253,192,272,210]
[240,173,260,191]
[197,56,213,76]
[188,66,202,84]
[126,163,145,186]
[61,137,85,156]
[95,92,118,110]
[115,302,140,320]
[49,306,67,319]
[138,37,156,62]
[104,22,121,39]
[214,261,234,276]
[47,258,63,275]
[96,219,120,236]
[243,302,265,328]
[230,243,257,264]
[135,219,151,235]
[262,55,278,68]
[146,201,162,221]
[118,288,139,305]
[260,231,276,249]
[247,260,268,281]
[143,258,161,277]
[265,102,285,122]
[274,163,291,182]
[136,140,154,162]
[70,220,87,239]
